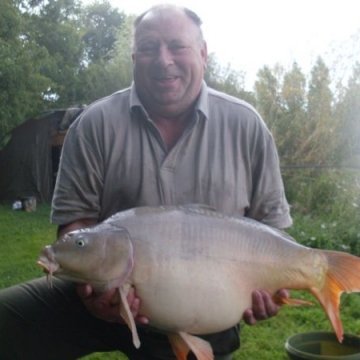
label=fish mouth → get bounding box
[37,258,60,288]
[37,258,59,273]
[37,245,60,288]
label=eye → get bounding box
[170,44,187,52]
[137,42,158,54]
[140,46,157,53]
[75,236,87,248]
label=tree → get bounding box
[277,62,307,163]
[282,62,306,113]
[205,53,255,105]
[296,57,336,163]
[82,0,126,63]
[0,0,53,140]
[78,13,134,103]
[254,64,284,130]
[22,0,85,106]
[334,62,360,165]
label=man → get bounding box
[0,4,292,360]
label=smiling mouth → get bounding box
[155,75,179,82]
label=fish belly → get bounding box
[134,264,249,334]
[114,206,322,335]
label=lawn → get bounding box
[1,202,360,360]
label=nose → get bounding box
[155,45,174,68]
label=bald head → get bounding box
[132,5,204,52]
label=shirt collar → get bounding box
[129,82,143,109]
[194,81,209,120]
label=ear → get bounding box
[201,41,208,69]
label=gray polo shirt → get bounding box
[51,82,292,229]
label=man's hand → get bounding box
[243,289,289,325]
[76,284,149,325]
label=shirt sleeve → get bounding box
[51,112,104,225]
[245,121,293,229]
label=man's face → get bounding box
[132,8,207,116]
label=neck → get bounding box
[148,108,194,150]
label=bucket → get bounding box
[285,331,360,359]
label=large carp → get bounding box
[38,205,360,360]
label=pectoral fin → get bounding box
[119,285,140,348]
[168,332,213,360]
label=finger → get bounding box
[277,288,289,299]
[261,291,280,317]
[126,286,135,304]
[135,315,149,325]
[126,287,149,325]
[76,283,93,299]
[242,309,257,325]
[251,290,268,320]
[128,292,149,324]
[130,297,140,315]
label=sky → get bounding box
[89,0,360,89]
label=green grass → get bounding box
[0,203,55,288]
[1,202,360,360]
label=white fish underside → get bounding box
[110,206,324,334]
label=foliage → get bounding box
[254,63,284,129]
[334,62,360,165]
[78,14,134,103]
[299,57,336,163]
[81,0,126,63]
[255,57,360,167]
[276,62,307,163]
[283,168,360,254]
[22,0,86,106]
[0,0,54,138]
[205,53,256,105]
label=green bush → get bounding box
[283,168,360,254]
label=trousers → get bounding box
[0,277,239,360]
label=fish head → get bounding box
[38,224,134,291]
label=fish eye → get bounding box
[75,237,87,248]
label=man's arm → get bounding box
[57,218,98,238]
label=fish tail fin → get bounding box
[311,250,360,343]
[168,332,213,360]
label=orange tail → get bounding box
[310,250,360,342]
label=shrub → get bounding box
[283,168,360,254]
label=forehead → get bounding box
[134,8,200,44]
